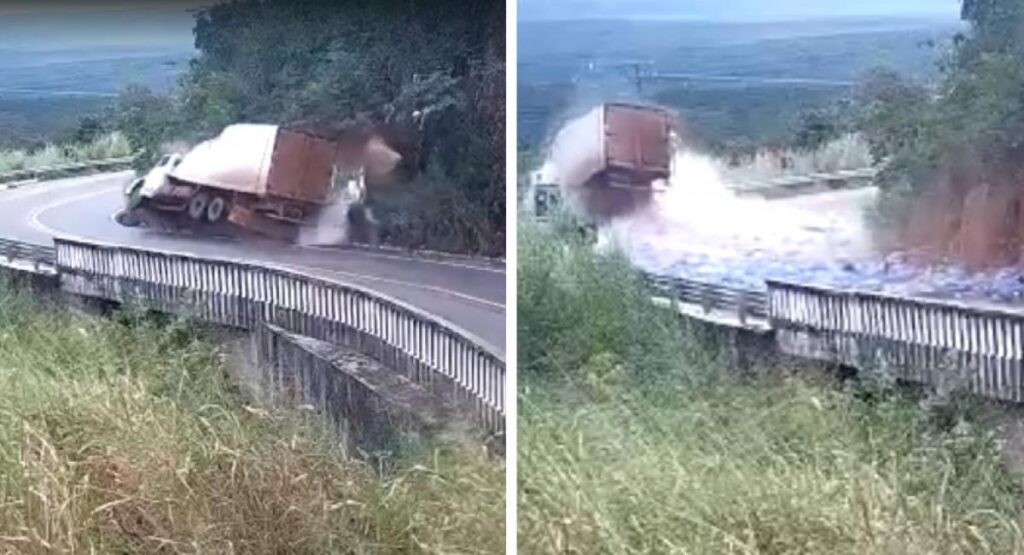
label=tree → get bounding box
[71,115,105,144]
[856,0,1024,262]
[114,0,505,255]
[113,85,181,171]
[861,0,1024,188]
[792,107,847,151]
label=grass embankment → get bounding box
[0,288,503,553]
[0,132,132,175]
[716,133,873,182]
[518,224,1024,554]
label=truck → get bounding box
[116,123,400,241]
[542,102,672,221]
[523,163,562,221]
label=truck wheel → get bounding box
[206,196,227,222]
[188,191,210,221]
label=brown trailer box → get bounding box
[168,124,337,206]
[602,103,671,185]
[549,103,672,221]
[264,128,337,205]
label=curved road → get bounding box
[0,172,506,355]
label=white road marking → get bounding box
[303,243,506,274]
[281,263,505,311]
[29,185,118,242]
[8,172,502,274]
[29,183,505,311]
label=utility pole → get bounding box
[615,60,653,96]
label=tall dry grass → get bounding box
[518,224,1024,554]
[0,287,503,553]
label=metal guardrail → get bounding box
[0,238,56,271]
[768,279,1024,402]
[644,272,768,325]
[53,237,505,433]
[0,156,135,186]
[729,167,878,193]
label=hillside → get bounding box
[0,46,192,147]
[518,17,960,149]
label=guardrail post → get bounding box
[50,237,505,435]
[766,278,1024,404]
[700,283,713,314]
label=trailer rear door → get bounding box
[604,104,670,180]
[265,129,336,205]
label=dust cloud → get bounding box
[548,106,656,221]
[297,196,354,247]
[543,118,870,271]
[297,132,401,248]
[893,167,1024,271]
[544,118,1024,303]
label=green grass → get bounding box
[0,132,132,175]
[518,224,1024,554]
[0,287,504,553]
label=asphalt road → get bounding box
[0,172,506,355]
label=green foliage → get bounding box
[114,0,505,255]
[858,0,1024,206]
[113,85,182,172]
[518,223,713,393]
[0,286,503,553]
[69,115,105,144]
[518,230,1024,554]
[0,132,132,175]
[521,381,1024,554]
[792,105,852,151]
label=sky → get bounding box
[0,1,212,50]
[0,0,963,51]
[518,0,962,22]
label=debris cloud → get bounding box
[544,120,1024,304]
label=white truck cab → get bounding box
[526,163,562,220]
[124,152,183,201]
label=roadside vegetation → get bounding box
[716,133,873,182]
[109,0,505,256]
[858,0,1023,201]
[518,224,1024,554]
[4,0,504,256]
[0,132,132,176]
[0,286,503,553]
[844,0,1024,263]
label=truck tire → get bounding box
[206,196,227,223]
[188,191,210,221]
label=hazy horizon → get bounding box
[519,0,961,22]
[0,2,210,51]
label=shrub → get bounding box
[0,287,503,553]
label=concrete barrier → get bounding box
[254,324,483,458]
